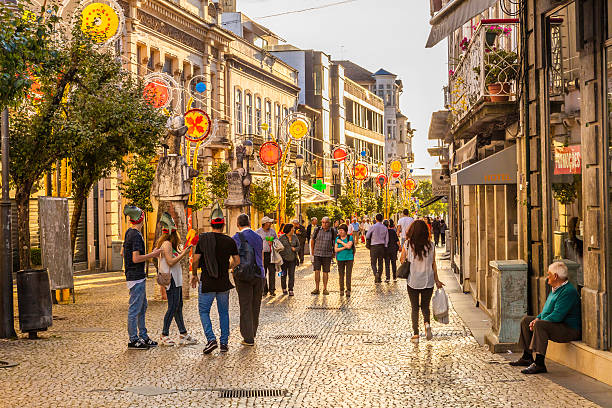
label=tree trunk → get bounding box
[15,185,32,271]
[69,189,87,257]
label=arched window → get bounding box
[245,93,253,134]
[235,89,243,135]
[265,100,272,137]
[255,97,262,135]
[274,103,281,138]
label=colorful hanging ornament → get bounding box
[354,163,368,181]
[184,109,211,142]
[259,141,282,166]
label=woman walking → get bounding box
[334,224,354,297]
[383,219,400,282]
[279,223,299,296]
[400,220,444,344]
[157,214,198,346]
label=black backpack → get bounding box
[233,232,260,283]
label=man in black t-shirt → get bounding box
[191,216,239,354]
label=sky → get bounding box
[238,0,448,176]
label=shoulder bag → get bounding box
[397,241,410,279]
[156,254,172,287]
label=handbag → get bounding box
[156,258,172,287]
[397,260,410,279]
[365,237,371,249]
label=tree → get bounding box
[251,178,279,214]
[305,205,328,222]
[284,181,298,218]
[358,189,377,216]
[188,172,211,211]
[119,155,156,212]
[337,193,358,218]
[206,161,230,202]
[412,179,448,217]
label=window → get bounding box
[163,57,173,75]
[234,89,243,135]
[246,93,253,134]
[255,97,262,135]
[283,107,289,120]
[274,103,281,138]
[265,100,272,136]
[314,70,322,95]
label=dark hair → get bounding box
[237,213,250,227]
[383,219,389,227]
[408,220,432,261]
[389,219,395,228]
[338,224,348,232]
[375,213,383,222]
[282,223,293,234]
[403,209,409,216]
[156,230,181,251]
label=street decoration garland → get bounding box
[332,145,349,162]
[354,163,369,181]
[405,178,418,192]
[184,109,211,143]
[390,159,402,173]
[142,73,181,113]
[62,0,125,46]
[376,173,388,188]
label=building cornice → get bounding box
[226,55,300,95]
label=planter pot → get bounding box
[485,31,499,47]
[487,82,511,102]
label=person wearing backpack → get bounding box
[334,224,354,297]
[191,213,239,354]
[232,213,265,346]
[310,216,336,295]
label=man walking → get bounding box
[351,218,361,246]
[191,213,240,354]
[256,216,278,296]
[439,219,447,246]
[292,219,307,265]
[232,214,265,346]
[122,206,161,350]
[397,209,414,246]
[310,216,336,295]
[366,213,388,283]
[432,217,441,247]
[306,217,318,245]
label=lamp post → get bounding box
[331,162,339,204]
[295,154,304,221]
[243,139,254,215]
[0,108,16,338]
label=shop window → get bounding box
[546,4,584,287]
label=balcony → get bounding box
[448,20,519,138]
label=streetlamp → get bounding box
[243,139,254,214]
[331,162,340,203]
[295,154,304,221]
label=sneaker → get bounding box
[159,336,176,347]
[311,289,320,295]
[510,358,534,367]
[521,363,547,374]
[128,339,149,350]
[425,323,433,340]
[220,344,229,353]
[203,340,218,354]
[179,333,198,346]
[346,291,351,297]
[410,335,420,344]
[322,289,329,295]
[282,290,288,295]
[142,338,158,347]
[288,290,294,296]
[241,339,255,346]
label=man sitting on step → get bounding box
[510,261,581,374]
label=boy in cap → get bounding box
[123,205,162,349]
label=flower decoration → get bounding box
[184,109,211,142]
[460,37,469,51]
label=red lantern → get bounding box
[259,141,282,166]
[332,146,348,162]
[376,173,388,187]
[143,80,169,108]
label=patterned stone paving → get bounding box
[0,248,601,407]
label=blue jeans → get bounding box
[162,278,187,336]
[198,286,230,345]
[127,280,149,342]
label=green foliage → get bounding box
[251,178,279,214]
[189,172,211,211]
[284,181,298,218]
[120,156,157,213]
[306,205,329,221]
[0,1,60,109]
[30,247,41,266]
[358,189,377,216]
[327,204,344,222]
[337,193,358,218]
[552,182,578,205]
[412,179,448,217]
[473,49,518,85]
[206,161,230,201]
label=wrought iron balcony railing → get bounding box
[448,20,519,125]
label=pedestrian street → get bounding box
[0,248,600,407]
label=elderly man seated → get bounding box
[510,261,581,374]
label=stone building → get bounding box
[426,0,612,385]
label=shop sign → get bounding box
[432,169,450,196]
[554,145,581,175]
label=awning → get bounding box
[252,175,332,205]
[454,135,478,166]
[421,195,443,208]
[428,110,451,141]
[426,0,497,48]
[451,144,517,185]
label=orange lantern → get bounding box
[332,146,348,162]
[259,141,282,166]
[405,178,418,192]
[184,109,211,142]
[354,163,368,181]
[143,80,169,109]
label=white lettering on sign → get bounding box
[554,145,581,175]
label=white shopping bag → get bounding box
[432,288,449,324]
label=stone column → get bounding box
[477,185,487,305]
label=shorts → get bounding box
[313,256,332,273]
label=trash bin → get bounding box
[110,241,124,271]
[16,268,53,338]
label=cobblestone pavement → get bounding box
[0,247,602,407]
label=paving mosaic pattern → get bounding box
[0,248,600,407]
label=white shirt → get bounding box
[159,253,183,289]
[127,278,145,290]
[398,216,414,239]
[405,242,435,290]
[348,223,354,234]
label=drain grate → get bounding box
[273,334,318,340]
[0,360,18,368]
[218,389,288,398]
[307,306,342,310]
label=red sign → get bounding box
[554,145,581,174]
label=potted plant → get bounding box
[473,49,518,102]
[484,25,512,47]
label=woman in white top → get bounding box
[400,219,444,344]
[157,226,197,346]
